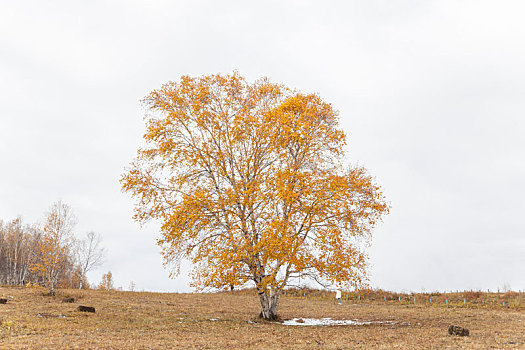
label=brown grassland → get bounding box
[1,286,524,349]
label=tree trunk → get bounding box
[258,287,281,321]
[49,280,55,296]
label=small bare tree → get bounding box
[76,231,106,289]
[98,271,114,291]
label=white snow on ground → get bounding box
[282,318,397,326]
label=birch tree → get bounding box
[76,231,106,289]
[121,73,389,320]
[31,201,76,295]
[0,218,32,285]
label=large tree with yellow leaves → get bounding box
[121,73,389,320]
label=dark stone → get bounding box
[448,325,469,336]
[77,305,95,313]
[296,318,305,323]
[62,297,75,303]
[0,298,7,304]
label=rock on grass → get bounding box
[448,325,469,336]
[77,305,95,313]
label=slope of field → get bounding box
[1,287,524,349]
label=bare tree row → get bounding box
[0,201,106,294]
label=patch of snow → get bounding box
[282,318,398,326]
[37,313,67,319]
[209,318,219,321]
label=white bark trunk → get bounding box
[258,287,281,320]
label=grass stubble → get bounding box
[0,287,524,349]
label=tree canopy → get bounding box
[121,72,389,319]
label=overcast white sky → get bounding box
[1,0,524,293]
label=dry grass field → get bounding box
[1,286,524,349]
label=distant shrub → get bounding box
[98,271,114,291]
[504,291,519,298]
[464,290,482,300]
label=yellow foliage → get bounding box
[29,201,75,294]
[98,271,114,291]
[122,72,389,299]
